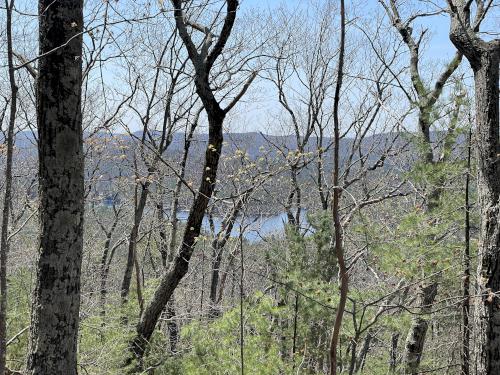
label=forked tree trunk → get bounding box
[208,195,248,317]
[130,111,225,361]
[27,1,84,374]
[380,3,464,370]
[121,182,149,303]
[127,0,252,367]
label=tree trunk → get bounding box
[165,299,179,353]
[99,222,120,316]
[403,283,438,374]
[130,112,224,361]
[471,53,500,375]
[390,333,400,372]
[208,196,247,317]
[447,4,500,371]
[381,4,463,371]
[208,241,226,317]
[329,1,346,374]
[0,1,17,373]
[354,330,372,373]
[99,233,113,317]
[156,185,168,267]
[121,182,149,303]
[462,128,472,375]
[27,1,84,374]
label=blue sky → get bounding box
[241,0,457,61]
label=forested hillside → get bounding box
[0,1,498,375]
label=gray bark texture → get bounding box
[472,55,500,374]
[448,1,500,374]
[0,1,17,374]
[403,283,438,374]
[27,1,84,374]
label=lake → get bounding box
[175,210,310,242]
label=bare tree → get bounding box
[379,1,468,372]
[119,32,189,304]
[128,0,256,365]
[266,2,339,225]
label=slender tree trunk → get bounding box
[0,1,18,373]
[329,1,346,374]
[98,210,120,317]
[164,300,179,352]
[238,234,245,375]
[285,167,299,231]
[348,337,358,375]
[99,233,113,317]
[403,283,438,374]
[462,128,472,375]
[390,333,400,372]
[208,197,246,316]
[217,248,238,305]
[27,1,84,374]
[134,251,144,315]
[354,330,372,373]
[208,240,224,315]
[121,182,149,303]
[156,184,168,267]
[292,293,299,361]
[316,131,329,210]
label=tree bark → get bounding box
[462,128,472,375]
[0,1,18,373]
[329,1,346,374]
[403,283,438,374]
[471,54,500,375]
[389,333,400,372]
[447,2,500,373]
[27,1,84,374]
